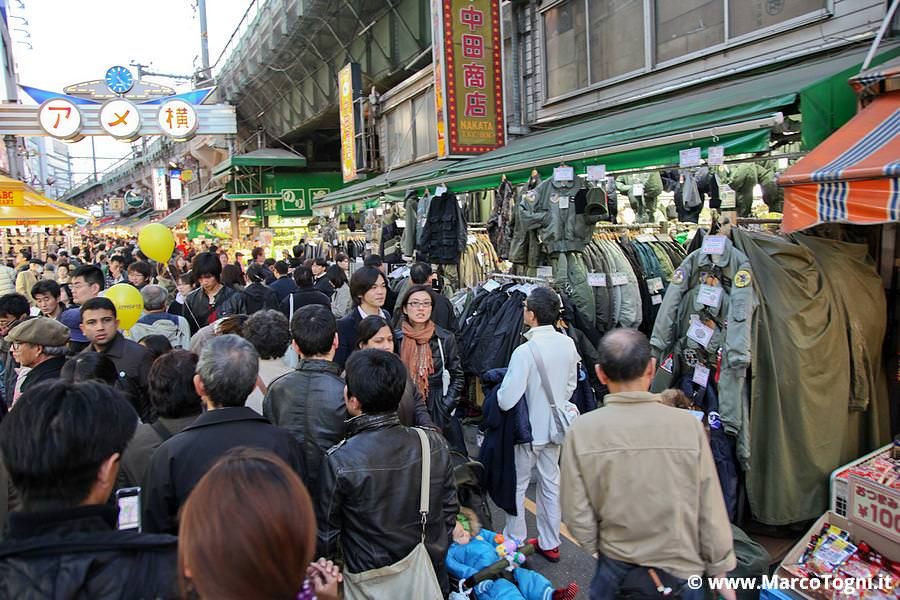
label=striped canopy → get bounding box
[779,91,900,232]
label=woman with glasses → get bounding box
[394,284,467,455]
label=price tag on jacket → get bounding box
[467,235,477,245]
[536,266,553,278]
[632,183,644,196]
[646,277,663,292]
[435,185,447,196]
[687,320,714,348]
[611,272,628,286]
[651,294,662,305]
[707,145,724,166]
[701,235,727,255]
[558,194,570,209]
[389,266,407,278]
[588,272,607,287]
[692,364,711,387]
[396,220,405,228]
[483,279,501,292]
[680,147,702,167]
[636,234,657,243]
[477,252,485,266]
[355,257,363,265]
[554,166,574,182]
[697,284,723,308]
[586,165,606,182]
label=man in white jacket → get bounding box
[127,285,191,349]
[496,287,579,563]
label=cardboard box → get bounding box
[776,511,899,600]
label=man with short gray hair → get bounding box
[127,285,191,348]
[141,334,305,534]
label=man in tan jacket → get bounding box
[561,328,736,600]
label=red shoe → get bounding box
[525,537,560,562]
[552,582,579,600]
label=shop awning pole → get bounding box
[379,113,783,197]
[861,0,900,71]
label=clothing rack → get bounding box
[488,272,551,283]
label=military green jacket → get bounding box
[517,178,607,254]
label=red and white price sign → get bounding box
[849,476,900,543]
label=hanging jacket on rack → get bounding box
[420,190,467,265]
[401,189,418,257]
[487,179,515,259]
[518,177,608,254]
[380,205,404,264]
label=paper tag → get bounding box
[707,145,725,166]
[632,183,644,196]
[646,277,663,292]
[692,365,711,387]
[389,266,407,278]
[697,284,723,308]
[477,251,485,266]
[558,194,570,209]
[375,208,384,216]
[687,320,714,348]
[588,272,607,287]
[611,272,628,286]
[651,294,663,305]
[554,166,574,182]
[435,185,447,196]
[483,279,501,292]
[396,220,405,228]
[689,410,705,421]
[586,164,606,182]
[332,239,339,246]
[536,266,553,278]
[355,257,363,264]
[701,235,727,255]
[680,147,702,167]
[636,234,657,243]
[467,235,477,245]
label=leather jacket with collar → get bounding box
[182,284,246,334]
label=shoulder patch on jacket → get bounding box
[734,270,752,288]
[672,268,686,285]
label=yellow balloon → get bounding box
[138,223,175,263]
[104,284,144,330]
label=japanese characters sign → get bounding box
[37,98,83,141]
[100,99,142,141]
[338,63,364,183]
[152,167,168,212]
[849,476,900,543]
[157,99,199,141]
[432,0,505,157]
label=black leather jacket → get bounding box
[263,359,348,501]
[0,504,178,599]
[318,413,458,595]
[182,284,246,334]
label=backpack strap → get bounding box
[150,419,173,442]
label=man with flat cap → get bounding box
[5,317,70,404]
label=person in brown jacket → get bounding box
[560,328,736,600]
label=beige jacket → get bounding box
[560,391,735,579]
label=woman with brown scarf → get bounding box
[394,284,467,456]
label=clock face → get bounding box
[105,66,134,95]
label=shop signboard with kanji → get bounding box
[432,0,505,157]
[338,63,364,183]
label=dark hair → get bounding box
[244,310,291,360]
[335,253,348,263]
[29,258,44,267]
[274,261,289,275]
[191,252,222,282]
[349,267,387,307]
[178,449,315,600]
[31,279,61,300]
[0,380,137,509]
[178,272,195,286]
[293,265,314,288]
[398,284,435,325]
[264,258,276,267]
[60,353,119,385]
[127,261,153,279]
[80,296,117,317]
[363,254,383,268]
[251,247,264,260]
[597,328,653,383]
[221,264,244,288]
[0,293,30,318]
[71,265,105,292]
[109,254,126,267]
[290,304,335,357]
[245,264,269,284]
[345,349,406,414]
[292,244,303,258]
[326,264,348,289]
[149,350,202,419]
[71,246,81,256]
[139,334,173,361]
[356,315,392,349]
[409,262,433,285]
[47,253,57,261]
[312,257,328,268]
[526,287,561,326]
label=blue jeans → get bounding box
[589,555,704,600]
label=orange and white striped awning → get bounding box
[779,91,900,233]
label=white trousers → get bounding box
[503,443,561,550]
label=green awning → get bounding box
[314,158,458,209]
[158,189,224,227]
[213,148,308,177]
[223,193,281,202]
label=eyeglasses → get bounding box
[408,301,432,309]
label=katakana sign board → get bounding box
[37,98,83,141]
[432,0,505,157]
[100,99,142,141]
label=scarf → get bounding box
[400,320,435,399]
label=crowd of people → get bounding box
[0,234,738,600]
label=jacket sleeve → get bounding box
[565,340,578,401]
[649,254,692,357]
[439,437,460,550]
[140,445,177,535]
[439,333,465,412]
[560,427,598,552]
[497,346,529,411]
[333,317,354,368]
[317,454,343,559]
[176,317,192,350]
[446,545,480,580]
[696,421,737,574]
[412,383,438,429]
[724,258,754,369]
